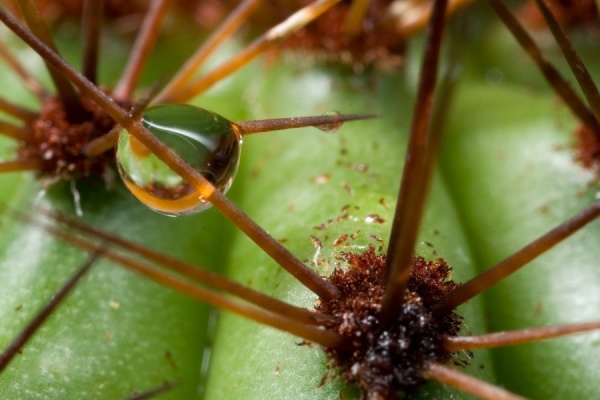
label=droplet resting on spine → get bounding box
[116,103,242,216]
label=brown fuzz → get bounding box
[574,123,600,172]
[19,0,148,24]
[282,0,405,69]
[215,0,406,69]
[316,246,462,398]
[17,94,130,182]
[518,0,599,30]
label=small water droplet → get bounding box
[316,111,343,133]
[364,214,385,224]
[485,67,504,86]
[116,104,242,216]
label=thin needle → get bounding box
[80,114,125,157]
[113,0,173,100]
[14,0,85,121]
[0,9,340,301]
[434,202,600,315]
[81,0,104,84]
[40,209,322,326]
[390,0,475,37]
[235,113,377,135]
[423,362,526,400]
[84,80,163,157]
[341,0,370,37]
[0,159,41,173]
[82,85,158,157]
[444,320,600,351]
[0,98,37,121]
[0,120,31,141]
[156,0,262,102]
[379,0,449,325]
[0,249,103,372]
[0,40,48,99]
[487,0,600,136]
[162,0,343,103]
[533,0,600,123]
[31,220,342,348]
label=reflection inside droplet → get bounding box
[116,104,242,216]
[316,111,343,133]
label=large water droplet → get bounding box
[116,104,242,216]
[316,111,343,133]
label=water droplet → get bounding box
[316,111,343,133]
[116,104,242,216]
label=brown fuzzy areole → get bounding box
[16,0,148,24]
[518,0,599,30]
[316,247,462,399]
[574,123,600,172]
[281,0,405,69]
[17,94,131,183]
[210,0,407,69]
